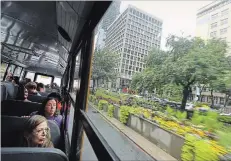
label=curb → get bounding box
[89,102,159,161]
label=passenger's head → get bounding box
[16,84,28,100]
[25,82,37,94]
[23,115,53,147]
[6,73,13,82]
[37,83,45,92]
[39,97,58,117]
[47,92,62,102]
[13,76,20,85]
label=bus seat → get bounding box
[1,100,41,117]
[28,95,47,103]
[38,91,49,97]
[1,116,27,147]
[1,148,68,161]
[47,120,61,148]
[1,85,7,101]
[2,116,61,148]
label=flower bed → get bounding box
[90,91,230,160]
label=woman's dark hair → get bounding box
[16,84,26,100]
[25,82,37,90]
[38,97,59,116]
[13,76,20,85]
[37,83,45,91]
[47,92,62,102]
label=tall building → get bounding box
[95,1,121,50]
[105,5,163,89]
[191,0,231,105]
[196,0,231,56]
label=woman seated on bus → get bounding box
[16,84,31,102]
[30,97,62,128]
[25,82,41,96]
[47,92,62,111]
[22,115,53,147]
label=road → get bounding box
[81,104,155,161]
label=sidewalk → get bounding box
[89,102,178,161]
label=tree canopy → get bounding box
[131,35,230,109]
[91,48,119,89]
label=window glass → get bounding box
[54,77,61,87]
[71,50,81,100]
[8,64,15,74]
[25,72,35,82]
[14,67,22,77]
[36,75,52,86]
[1,63,7,80]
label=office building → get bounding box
[196,0,231,56]
[192,0,231,105]
[105,5,163,89]
[95,1,121,50]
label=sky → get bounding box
[120,1,214,50]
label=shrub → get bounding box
[218,115,231,124]
[98,100,108,111]
[166,106,176,116]
[181,134,227,161]
[107,104,114,117]
[191,111,205,125]
[119,106,133,124]
[95,89,120,104]
[181,134,197,161]
[217,130,231,148]
[176,110,187,121]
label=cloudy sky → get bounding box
[120,1,214,50]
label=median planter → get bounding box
[103,104,108,112]
[113,105,120,120]
[127,114,184,160]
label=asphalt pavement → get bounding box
[81,104,155,161]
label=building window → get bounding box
[220,28,228,35]
[211,13,218,20]
[221,8,229,16]
[220,18,228,25]
[220,37,227,41]
[220,98,224,104]
[211,22,217,29]
[210,31,217,37]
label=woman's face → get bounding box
[31,121,49,145]
[45,99,57,116]
[24,88,28,99]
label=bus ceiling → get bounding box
[1,1,107,76]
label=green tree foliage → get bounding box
[131,35,229,109]
[91,48,119,89]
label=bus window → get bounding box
[25,72,35,81]
[36,75,52,86]
[54,77,61,87]
[7,64,15,74]
[14,66,22,77]
[1,62,7,80]
[71,52,81,97]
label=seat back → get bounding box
[38,91,49,97]
[1,85,7,101]
[1,116,27,147]
[47,120,61,148]
[1,116,61,148]
[1,148,68,161]
[1,100,41,116]
[28,95,46,103]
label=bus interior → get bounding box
[1,1,121,161]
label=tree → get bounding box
[131,35,229,110]
[166,37,228,110]
[210,71,231,107]
[91,49,119,90]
